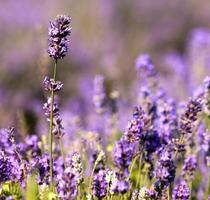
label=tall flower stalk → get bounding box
[46,14,71,191]
[49,60,57,191]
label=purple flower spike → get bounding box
[172,181,190,200]
[182,155,197,180]
[48,15,71,60]
[113,138,135,176]
[92,169,108,199]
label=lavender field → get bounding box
[0,1,210,200]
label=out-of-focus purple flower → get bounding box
[138,86,157,122]
[204,76,210,115]
[157,99,178,142]
[113,137,135,176]
[43,76,63,92]
[135,53,155,77]
[154,150,176,194]
[172,180,190,200]
[182,155,197,180]
[198,125,210,153]
[93,75,106,114]
[113,179,130,194]
[92,169,108,199]
[43,97,64,138]
[19,135,41,158]
[48,15,71,60]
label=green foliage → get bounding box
[39,185,59,200]
[0,181,22,200]
[26,175,39,200]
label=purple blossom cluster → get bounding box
[48,15,71,60]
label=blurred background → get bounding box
[0,0,210,133]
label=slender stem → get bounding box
[49,60,57,191]
[168,184,172,200]
[136,153,143,188]
[88,158,98,194]
[127,154,139,181]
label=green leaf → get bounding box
[26,175,39,200]
[0,181,22,200]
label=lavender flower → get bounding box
[57,166,77,200]
[204,76,210,115]
[92,169,108,199]
[154,150,176,194]
[0,151,13,183]
[157,99,178,142]
[125,106,145,143]
[43,97,64,138]
[180,98,202,136]
[181,155,197,180]
[135,53,155,77]
[115,181,130,194]
[198,128,210,152]
[105,170,118,195]
[131,187,157,200]
[19,135,41,158]
[31,153,57,185]
[172,181,190,200]
[43,76,63,92]
[68,152,83,185]
[48,15,71,60]
[138,187,157,200]
[93,75,106,114]
[113,138,135,176]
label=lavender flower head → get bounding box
[68,152,83,185]
[172,181,190,200]
[125,106,145,143]
[204,76,210,115]
[57,165,77,200]
[43,76,63,92]
[92,169,108,199]
[181,155,197,180]
[113,137,135,176]
[154,150,176,193]
[180,98,202,136]
[0,151,13,183]
[48,15,71,60]
[43,97,64,138]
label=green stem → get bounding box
[88,157,98,194]
[49,60,57,191]
[127,154,139,182]
[168,184,172,200]
[136,153,143,188]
